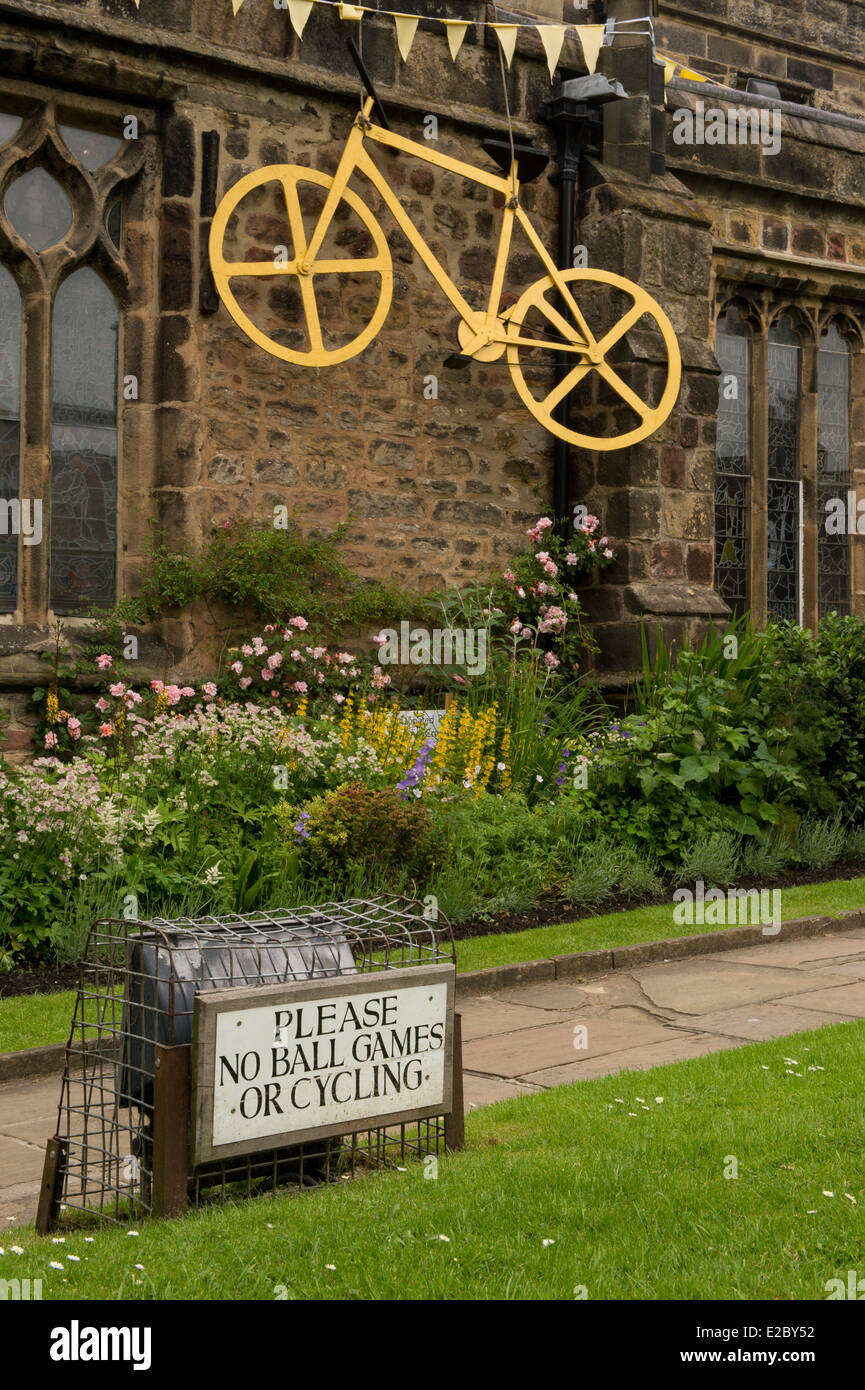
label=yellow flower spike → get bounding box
[46,686,59,725]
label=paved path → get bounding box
[3,923,865,1229]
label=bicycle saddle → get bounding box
[482,138,549,183]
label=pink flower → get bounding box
[600,536,608,546]
[241,645,253,657]
[95,654,113,670]
[536,551,550,564]
[509,618,522,635]
[566,552,578,565]
[516,586,526,599]
[288,616,309,631]
[99,723,114,738]
[521,627,532,641]
[267,653,283,670]
[503,570,516,583]
[180,687,195,698]
[371,668,391,689]
[203,682,217,697]
[67,718,81,739]
[261,669,270,680]
[453,674,467,685]
[334,693,345,704]
[371,633,387,647]
[109,682,125,697]
[271,689,279,699]
[292,681,308,694]
[44,731,58,748]
[603,548,613,559]
[263,624,276,633]
[230,661,243,675]
[544,651,560,669]
[95,697,110,713]
[124,690,143,705]
[290,649,302,661]
[317,672,325,684]
[543,560,557,576]
[536,582,549,595]
[536,517,553,531]
[538,605,567,634]
[239,677,252,689]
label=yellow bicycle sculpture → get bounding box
[210,96,681,451]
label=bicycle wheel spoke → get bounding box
[532,294,588,348]
[555,279,597,350]
[595,361,650,418]
[312,256,388,275]
[595,300,646,359]
[280,174,308,262]
[543,362,591,415]
[219,259,299,276]
[299,276,323,353]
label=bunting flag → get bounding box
[287,0,314,38]
[443,19,469,62]
[657,51,710,84]
[575,23,604,77]
[490,23,518,70]
[537,23,567,81]
[338,3,364,20]
[393,12,419,61]
[231,0,245,13]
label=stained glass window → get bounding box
[50,267,118,614]
[767,315,801,623]
[817,323,851,619]
[0,264,21,613]
[57,124,122,173]
[714,306,751,618]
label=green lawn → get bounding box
[4,1020,864,1300]
[455,874,865,972]
[1,876,863,1054]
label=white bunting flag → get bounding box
[287,0,314,39]
[576,23,604,76]
[537,23,567,80]
[491,23,518,69]
[393,13,419,61]
[339,3,365,21]
[443,19,469,61]
[660,56,677,85]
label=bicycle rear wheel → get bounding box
[506,268,681,450]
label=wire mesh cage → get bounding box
[40,895,457,1231]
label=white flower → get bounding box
[49,1261,64,1270]
[10,1246,23,1255]
[823,1191,834,1198]
[437,1235,451,1242]
[541,1238,555,1247]
[325,1263,336,1270]
[66,1254,80,1262]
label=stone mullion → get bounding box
[19,289,52,624]
[850,346,865,617]
[750,329,768,627]
[799,339,819,632]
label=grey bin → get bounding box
[120,922,356,1108]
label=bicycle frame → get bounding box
[300,97,595,357]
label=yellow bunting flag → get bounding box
[491,23,518,69]
[231,0,245,13]
[575,23,604,77]
[678,64,708,82]
[339,3,365,21]
[287,0,314,38]
[443,19,469,61]
[393,13,419,61]
[659,56,677,85]
[536,23,567,80]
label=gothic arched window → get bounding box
[767,315,801,623]
[817,323,851,619]
[714,305,751,619]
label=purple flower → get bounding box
[294,810,310,842]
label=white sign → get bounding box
[192,964,454,1163]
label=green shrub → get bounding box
[676,831,741,889]
[740,831,795,880]
[791,814,847,872]
[289,782,443,890]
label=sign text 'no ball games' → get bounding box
[192,965,455,1164]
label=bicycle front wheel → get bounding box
[209,165,393,367]
[506,268,681,451]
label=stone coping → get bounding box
[1,910,862,1080]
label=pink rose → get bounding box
[44,731,58,748]
[95,697,110,713]
[203,682,217,697]
[109,683,125,697]
[289,616,309,631]
[603,548,613,559]
[180,687,195,698]
[230,661,243,675]
[99,723,114,738]
[96,654,113,670]
[67,719,81,739]
[292,681,308,694]
[566,552,578,564]
[267,653,283,670]
[239,677,252,689]
[151,680,164,692]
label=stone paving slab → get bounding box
[630,960,854,1014]
[462,1072,543,1109]
[523,1032,742,1086]
[783,981,865,1018]
[665,1000,858,1042]
[711,938,865,969]
[458,996,578,1042]
[463,1007,687,1078]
